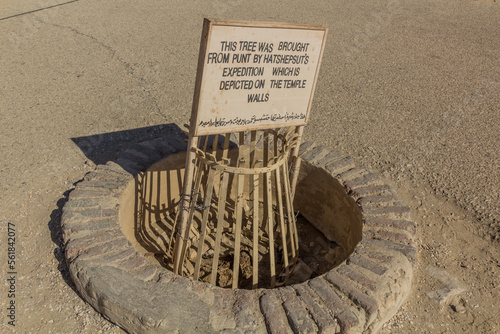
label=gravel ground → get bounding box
[0,0,498,333]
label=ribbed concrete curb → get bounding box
[61,135,416,334]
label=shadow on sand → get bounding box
[48,123,185,294]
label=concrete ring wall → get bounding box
[61,135,416,334]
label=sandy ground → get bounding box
[0,0,498,333]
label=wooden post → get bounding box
[209,134,231,285]
[289,125,304,200]
[193,165,216,280]
[251,172,260,288]
[172,136,199,275]
[232,173,245,288]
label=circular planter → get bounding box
[61,135,416,334]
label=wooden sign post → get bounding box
[172,19,327,284]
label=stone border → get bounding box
[61,135,416,334]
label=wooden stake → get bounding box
[210,170,229,285]
[251,173,259,289]
[265,169,276,288]
[250,130,259,288]
[232,173,244,288]
[222,133,231,160]
[172,136,199,275]
[193,166,216,280]
[250,130,257,168]
[289,125,304,200]
[262,130,270,231]
[275,162,289,269]
[212,134,219,154]
[283,160,297,258]
[176,135,208,268]
[179,149,206,266]
[210,134,231,285]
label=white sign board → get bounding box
[190,19,328,136]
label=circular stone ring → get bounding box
[61,135,416,334]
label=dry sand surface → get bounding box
[1,0,498,333]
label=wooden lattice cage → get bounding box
[171,127,302,289]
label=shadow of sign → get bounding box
[133,158,184,270]
[129,133,239,273]
[71,123,184,166]
[47,124,185,293]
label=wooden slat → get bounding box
[251,173,260,289]
[273,130,278,161]
[179,152,207,265]
[263,130,269,168]
[193,167,216,280]
[284,159,299,256]
[173,136,200,274]
[275,162,289,269]
[250,130,257,168]
[239,131,245,146]
[262,130,270,231]
[249,130,259,288]
[283,163,298,259]
[232,173,245,288]
[212,134,219,154]
[239,131,247,170]
[200,135,208,151]
[209,134,231,285]
[222,132,231,159]
[196,155,286,174]
[289,125,304,200]
[176,165,184,204]
[265,169,276,288]
[210,170,230,285]
[176,135,207,265]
